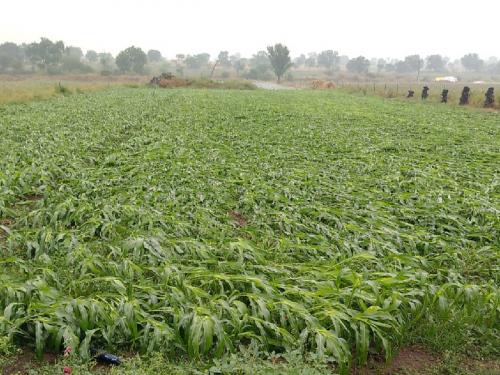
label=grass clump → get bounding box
[0,336,17,356]
[55,82,72,96]
[156,77,256,90]
[189,78,256,90]
[0,75,147,106]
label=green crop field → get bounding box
[0,89,499,374]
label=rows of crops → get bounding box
[0,89,498,370]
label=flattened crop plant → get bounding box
[0,89,498,370]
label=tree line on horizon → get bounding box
[1,38,500,79]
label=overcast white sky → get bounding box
[1,0,499,59]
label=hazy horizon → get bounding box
[1,0,499,60]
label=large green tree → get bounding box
[404,55,422,72]
[85,50,98,63]
[25,37,65,70]
[116,46,147,73]
[305,52,317,67]
[249,51,270,68]
[346,56,370,73]
[230,54,246,76]
[0,42,24,72]
[317,50,339,71]
[266,43,292,83]
[426,54,447,72]
[62,46,91,73]
[147,49,163,63]
[294,54,306,67]
[461,53,484,71]
[98,52,115,70]
[376,58,386,73]
[217,51,231,67]
[185,53,210,69]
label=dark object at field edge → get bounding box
[459,86,471,105]
[94,352,122,366]
[484,87,495,108]
[421,86,429,100]
[150,72,175,85]
[441,89,449,103]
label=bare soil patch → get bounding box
[463,358,500,374]
[2,350,58,375]
[228,211,248,227]
[352,346,439,374]
[388,346,439,374]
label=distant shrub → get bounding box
[124,83,141,88]
[116,46,147,74]
[55,83,72,96]
[47,66,64,75]
[190,78,257,90]
[244,67,273,81]
[311,80,336,89]
[221,71,231,79]
[188,77,217,88]
[385,90,397,98]
[100,70,113,76]
[62,58,93,73]
[155,77,256,90]
[214,79,256,90]
[158,77,190,88]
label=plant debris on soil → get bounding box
[228,211,248,227]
